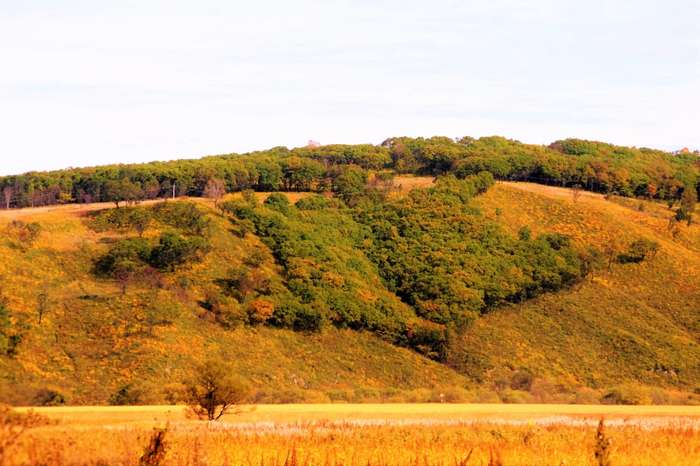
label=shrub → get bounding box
[7,220,41,247]
[33,389,66,406]
[89,207,152,235]
[270,301,324,331]
[618,239,660,264]
[500,389,534,404]
[139,427,168,466]
[152,201,209,235]
[430,386,473,403]
[540,232,571,250]
[295,195,337,210]
[518,226,532,241]
[600,385,651,405]
[244,248,267,267]
[510,370,534,391]
[149,233,209,271]
[247,298,275,324]
[251,388,330,404]
[406,321,450,361]
[264,193,291,215]
[200,288,245,328]
[473,388,502,403]
[217,267,271,301]
[95,233,208,288]
[109,384,143,405]
[402,388,433,403]
[0,302,22,357]
[573,387,601,404]
[93,238,151,277]
[0,406,52,459]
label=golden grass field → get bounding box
[5,404,700,465]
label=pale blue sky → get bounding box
[1,0,698,175]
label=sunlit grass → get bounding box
[6,404,700,465]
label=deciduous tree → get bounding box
[183,357,250,421]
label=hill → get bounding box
[458,182,700,403]
[0,195,468,405]
[0,172,698,405]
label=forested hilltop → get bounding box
[2,136,699,209]
[1,136,700,406]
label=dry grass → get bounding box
[461,182,700,393]
[0,192,315,222]
[391,176,436,192]
[17,403,700,425]
[5,404,700,465]
[0,198,167,220]
[222,191,314,203]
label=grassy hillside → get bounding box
[1,178,699,405]
[456,182,700,403]
[0,197,467,405]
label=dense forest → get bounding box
[1,137,699,209]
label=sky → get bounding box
[0,0,698,176]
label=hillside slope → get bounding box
[1,180,699,405]
[0,198,467,405]
[455,182,700,402]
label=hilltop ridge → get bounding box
[1,136,698,210]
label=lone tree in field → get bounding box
[183,357,250,421]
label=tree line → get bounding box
[1,136,698,209]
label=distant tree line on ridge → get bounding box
[1,136,698,210]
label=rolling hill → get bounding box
[1,174,698,405]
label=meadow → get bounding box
[4,404,700,465]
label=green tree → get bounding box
[332,166,368,203]
[618,239,660,264]
[94,238,151,277]
[105,179,144,208]
[149,233,209,271]
[264,193,291,215]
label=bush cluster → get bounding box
[222,175,592,360]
